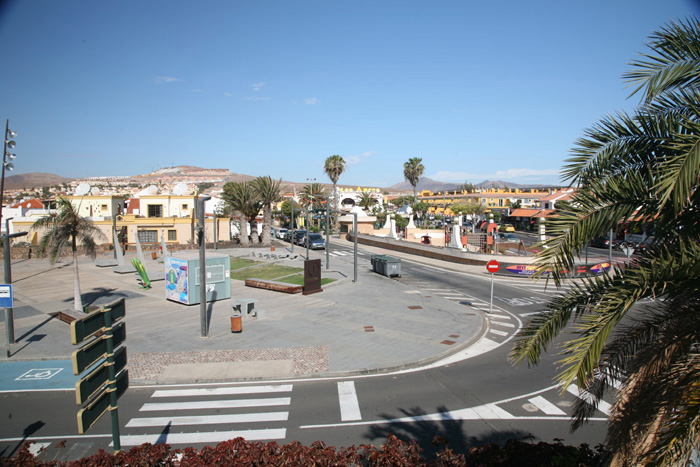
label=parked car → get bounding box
[498,233,518,243]
[283,230,294,242]
[305,233,325,249]
[293,230,307,245]
[276,228,288,239]
[590,236,620,249]
[502,224,515,232]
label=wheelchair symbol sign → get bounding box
[16,368,64,381]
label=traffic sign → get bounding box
[70,298,125,345]
[0,284,12,308]
[486,259,500,273]
[71,322,126,375]
[77,369,128,434]
[75,346,127,404]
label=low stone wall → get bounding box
[0,240,245,260]
[349,233,491,266]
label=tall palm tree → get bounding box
[32,198,106,311]
[221,181,260,247]
[357,192,376,211]
[252,176,284,246]
[324,155,346,224]
[403,157,424,203]
[510,18,700,466]
[300,182,327,229]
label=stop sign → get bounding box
[486,259,500,273]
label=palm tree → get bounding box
[32,198,106,311]
[403,157,425,203]
[221,181,260,247]
[324,155,346,219]
[300,182,327,229]
[357,192,376,211]
[252,176,284,246]
[510,18,700,466]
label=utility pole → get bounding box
[196,196,211,337]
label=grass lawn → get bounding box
[230,257,264,270]
[228,261,337,285]
[229,264,304,281]
[274,274,336,286]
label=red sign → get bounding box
[486,260,500,273]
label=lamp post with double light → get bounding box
[0,120,17,232]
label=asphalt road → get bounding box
[0,244,609,462]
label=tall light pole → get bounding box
[1,120,18,232]
[305,179,316,259]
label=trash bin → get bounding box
[230,312,242,333]
[371,255,401,277]
[383,257,401,277]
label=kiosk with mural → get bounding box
[165,252,231,305]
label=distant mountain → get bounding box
[387,177,462,192]
[388,177,563,192]
[3,172,73,190]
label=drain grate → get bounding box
[440,340,457,345]
[449,334,460,339]
[364,326,375,332]
[407,306,423,310]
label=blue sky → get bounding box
[1,0,698,188]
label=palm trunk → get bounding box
[238,213,249,247]
[73,250,83,311]
[261,206,271,246]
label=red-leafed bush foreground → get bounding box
[1,435,603,466]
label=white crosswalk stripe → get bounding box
[122,384,294,447]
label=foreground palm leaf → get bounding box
[510,18,700,465]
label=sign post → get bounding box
[486,260,500,313]
[71,298,128,453]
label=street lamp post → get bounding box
[1,119,18,231]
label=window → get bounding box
[167,229,177,241]
[147,205,163,218]
[181,204,188,210]
[101,204,108,210]
[137,230,158,243]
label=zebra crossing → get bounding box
[398,276,522,344]
[118,384,293,447]
[495,381,616,421]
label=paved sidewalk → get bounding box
[0,240,486,385]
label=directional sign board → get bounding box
[77,369,128,434]
[71,298,125,345]
[72,322,126,375]
[0,284,12,308]
[486,259,500,273]
[75,346,127,404]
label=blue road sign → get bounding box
[0,284,12,308]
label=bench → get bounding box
[244,278,303,294]
[232,298,258,318]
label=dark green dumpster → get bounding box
[371,255,401,277]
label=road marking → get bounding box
[28,442,51,456]
[337,381,362,421]
[528,396,567,415]
[487,314,510,320]
[489,329,508,336]
[116,428,287,447]
[567,385,612,415]
[126,411,289,427]
[151,384,293,398]
[140,397,291,412]
[490,321,516,328]
[15,368,64,381]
